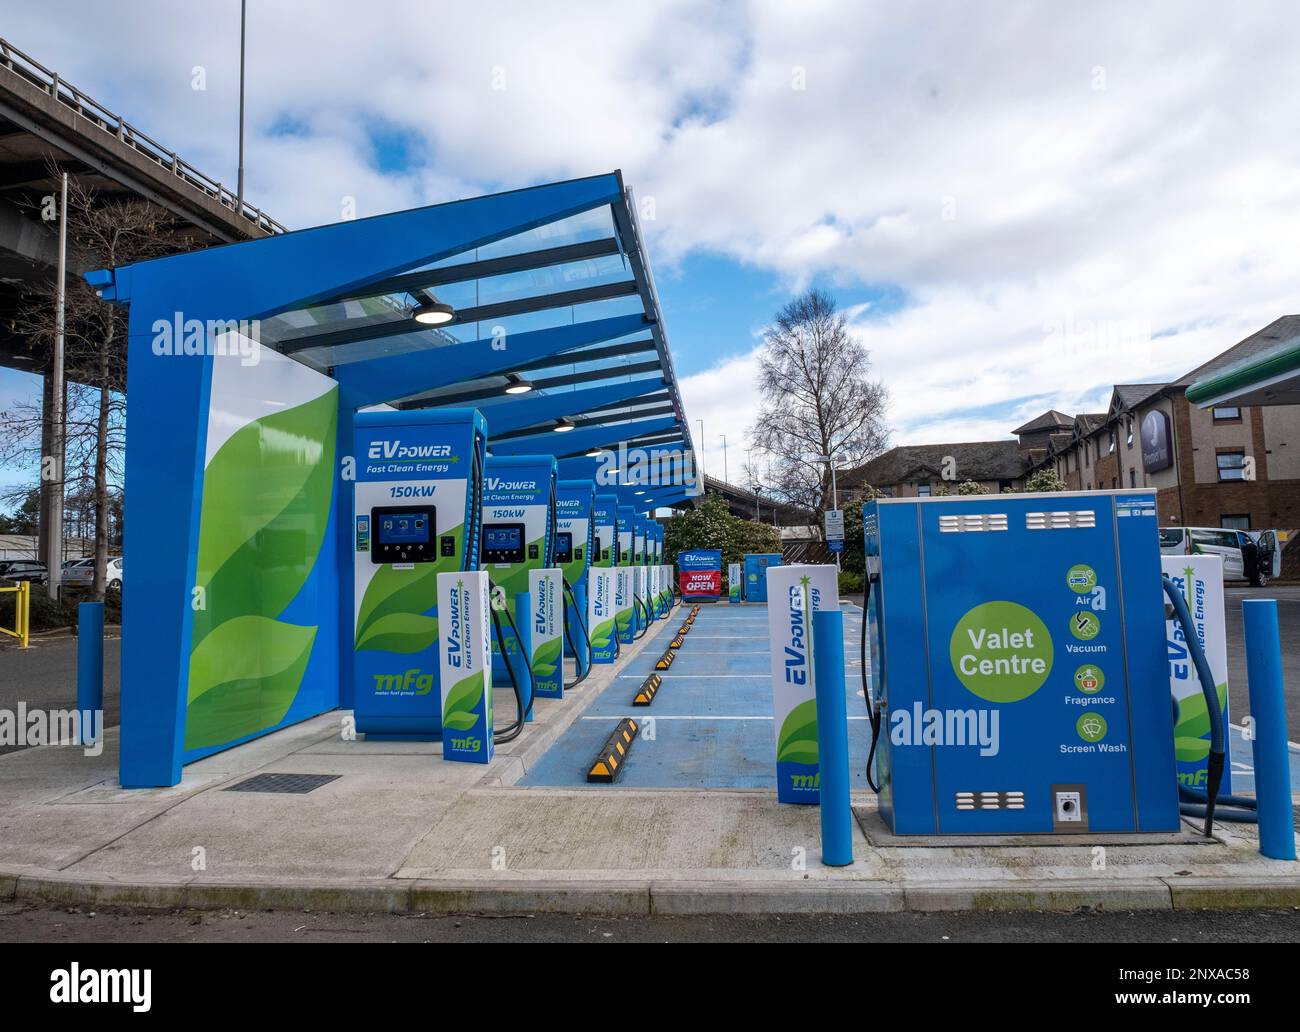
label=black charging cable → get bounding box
[490,600,531,743]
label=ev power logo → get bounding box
[367,440,455,461]
[50,964,151,1012]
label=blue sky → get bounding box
[4,1,1300,501]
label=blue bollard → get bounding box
[813,608,853,866]
[76,602,104,746]
[1242,599,1296,861]
[514,591,535,723]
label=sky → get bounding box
[3,0,1300,491]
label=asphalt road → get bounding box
[1223,585,1300,731]
[0,631,121,755]
[2,901,1298,942]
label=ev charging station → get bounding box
[480,455,558,720]
[616,505,637,644]
[633,516,652,632]
[743,553,782,603]
[589,494,620,664]
[555,479,596,682]
[863,490,1181,835]
[352,408,486,739]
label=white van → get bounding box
[1158,526,1247,582]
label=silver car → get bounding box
[62,556,123,592]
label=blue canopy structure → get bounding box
[87,171,700,786]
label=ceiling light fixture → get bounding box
[552,418,576,433]
[411,301,455,326]
[503,373,534,395]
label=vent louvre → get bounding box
[955,790,1025,811]
[1026,510,1096,530]
[938,512,1009,534]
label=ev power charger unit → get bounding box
[481,455,559,713]
[555,479,596,680]
[743,553,782,603]
[589,493,620,664]
[634,515,653,631]
[863,490,1180,835]
[352,408,486,739]
[615,505,637,644]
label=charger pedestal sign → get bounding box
[728,562,742,603]
[1161,555,1232,793]
[588,567,617,663]
[437,571,493,764]
[766,565,840,804]
[529,568,563,699]
[678,549,723,601]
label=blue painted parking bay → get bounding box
[522,600,1300,795]
[521,602,873,789]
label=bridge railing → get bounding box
[0,36,287,236]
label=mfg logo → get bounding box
[373,669,434,695]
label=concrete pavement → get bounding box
[0,600,1297,917]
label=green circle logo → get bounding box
[1077,712,1108,742]
[1073,664,1105,694]
[1069,610,1101,640]
[1066,564,1097,594]
[949,601,1053,703]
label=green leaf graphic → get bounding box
[532,636,562,678]
[442,670,485,730]
[354,525,463,650]
[186,615,316,750]
[777,698,819,764]
[192,387,337,648]
[355,610,440,654]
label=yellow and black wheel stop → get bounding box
[654,649,676,670]
[633,673,662,706]
[668,635,684,649]
[587,717,640,783]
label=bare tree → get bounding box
[748,289,890,522]
[4,169,198,598]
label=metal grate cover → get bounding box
[225,772,341,795]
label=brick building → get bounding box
[1032,316,1300,532]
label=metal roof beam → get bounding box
[332,237,622,302]
[278,279,640,354]
[333,312,648,409]
[401,360,662,408]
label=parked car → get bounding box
[0,558,48,585]
[1158,526,1268,584]
[1248,529,1282,586]
[62,556,123,592]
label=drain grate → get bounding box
[225,772,340,795]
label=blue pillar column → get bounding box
[76,602,104,746]
[1242,599,1296,861]
[813,608,853,866]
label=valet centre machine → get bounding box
[859,488,1258,837]
[480,455,559,728]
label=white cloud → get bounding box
[8,1,1300,462]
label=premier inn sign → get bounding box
[1141,409,1173,473]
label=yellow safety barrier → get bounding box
[0,580,31,648]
